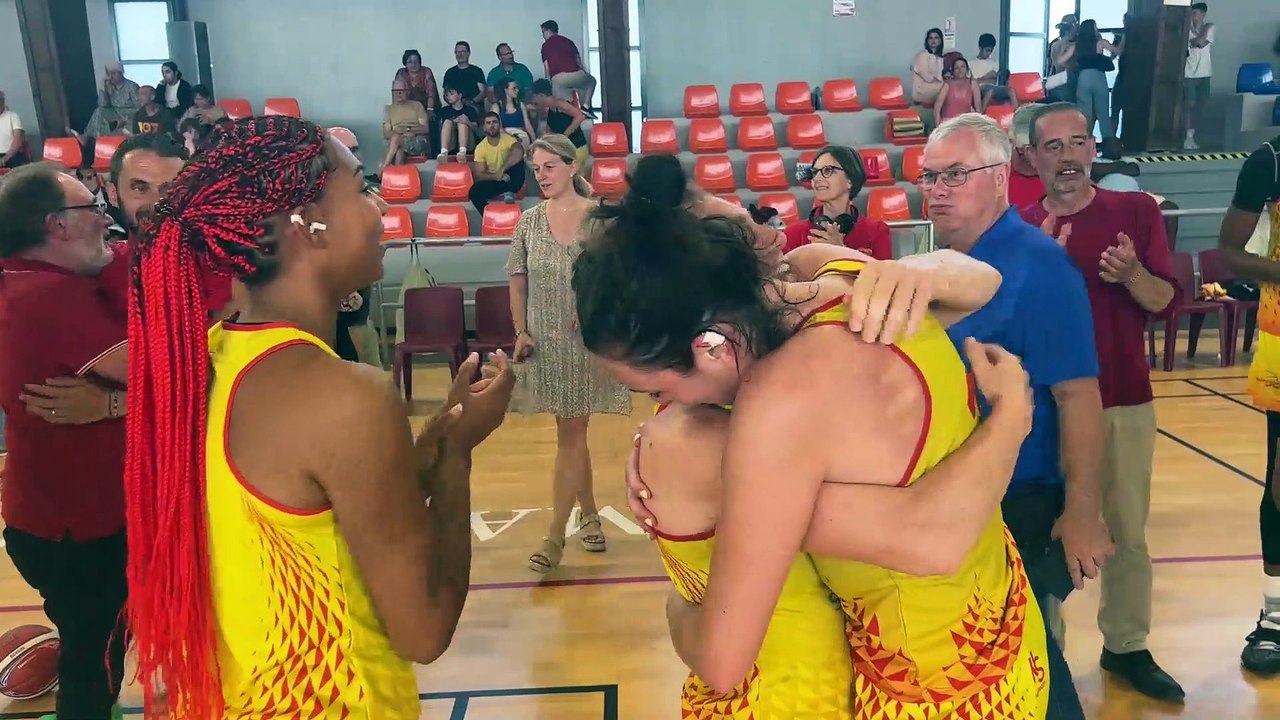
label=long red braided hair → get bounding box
[126,115,331,718]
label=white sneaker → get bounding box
[455,149,468,162]
[436,151,449,163]
[1183,133,1199,151]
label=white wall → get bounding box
[85,0,120,76]
[187,0,583,151]
[1209,2,1279,96]
[0,0,38,142]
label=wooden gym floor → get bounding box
[0,332,1277,719]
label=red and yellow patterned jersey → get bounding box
[1250,203,1280,411]
[205,321,420,719]
[656,526,854,719]
[805,259,1050,719]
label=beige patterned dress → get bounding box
[505,202,632,418]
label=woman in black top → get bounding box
[158,62,194,120]
[1073,20,1121,154]
[530,79,588,168]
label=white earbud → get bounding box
[290,214,327,234]
[699,330,727,349]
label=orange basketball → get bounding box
[0,624,59,699]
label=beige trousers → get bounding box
[1097,402,1157,653]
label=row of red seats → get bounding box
[218,97,300,120]
[681,74,1046,118]
[380,204,523,240]
[601,115,829,156]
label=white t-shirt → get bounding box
[1186,23,1214,79]
[0,110,23,155]
[968,57,999,83]
[165,82,179,108]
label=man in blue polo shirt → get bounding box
[922,113,1111,718]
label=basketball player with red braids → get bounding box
[125,115,515,719]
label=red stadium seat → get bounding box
[591,158,630,199]
[481,203,523,236]
[694,155,736,194]
[736,116,778,152]
[92,135,125,172]
[786,114,827,150]
[430,163,474,202]
[822,79,863,112]
[717,194,743,207]
[858,147,894,187]
[263,97,301,117]
[774,82,814,114]
[868,77,910,110]
[683,85,720,118]
[1008,72,1046,103]
[640,119,679,154]
[589,122,629,157]
[729,83,768,117]
[866,187,911,222]
[756,192,800,225]
[379,165,422,204]
[900,145,926,185]
[746,153,788,191]
[985,104,1016,131]
[688,118,728,154]
[328,126,358,150]
[218,98,252,119]
[381,207,414,241]
[42,137,82,168]
[425,205,470,238]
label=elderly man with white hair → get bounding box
[925,112,1107,720]
[70,62,141,142]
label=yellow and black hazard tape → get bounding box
[1133,152,1250,163]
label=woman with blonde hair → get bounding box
[506,134,630,573]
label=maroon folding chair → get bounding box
[1199,247,1259,365]
[393,286,467,401]
[470,285,516,358]
[1146,251,1229,371]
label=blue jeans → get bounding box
[1077,69,1115,140]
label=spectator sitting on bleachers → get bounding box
[381,78,431,170]
[394,49,439,116]
[488,43,535,100]
[971,33,1018,109]
[541,20,597,115]
[530,79,587,169]
[69,62,140,146]
[179,117,214,157]
[179,84,228,126]
[782,145,892,260]
[157,61,193,120]
[437,85,479,163]
[935,54,982,123]
[492,78,537,148]
[911,28,946,105]
[128,86,176,137]
[0,91,28,168]
[444,41,488,115]
[469,113,526,212]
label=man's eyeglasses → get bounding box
[60,201,109,217]
[915,163,1003,188]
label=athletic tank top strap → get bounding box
[205,321,419,719]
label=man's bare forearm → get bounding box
[1126,267,1176,313]
[1054,380,1104,515]
[1224,247,1280,284]
[898,249,1002,311]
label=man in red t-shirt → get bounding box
[540,20,597,112]
[0,164,130,719]
[1020,103,1185,703]
[1008,103,1047,211]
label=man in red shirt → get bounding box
[540,20,597,113]
[781,145,893,259]
[1008,102,1047,211]
[1021,102,1184,703]
[0,163,130,720]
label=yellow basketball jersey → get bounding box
[804,260,1049,719]
[1249,203,1280,411]
[205,321,420,719]
[656,527,854,719]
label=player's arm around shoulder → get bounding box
[290,351,461,664]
